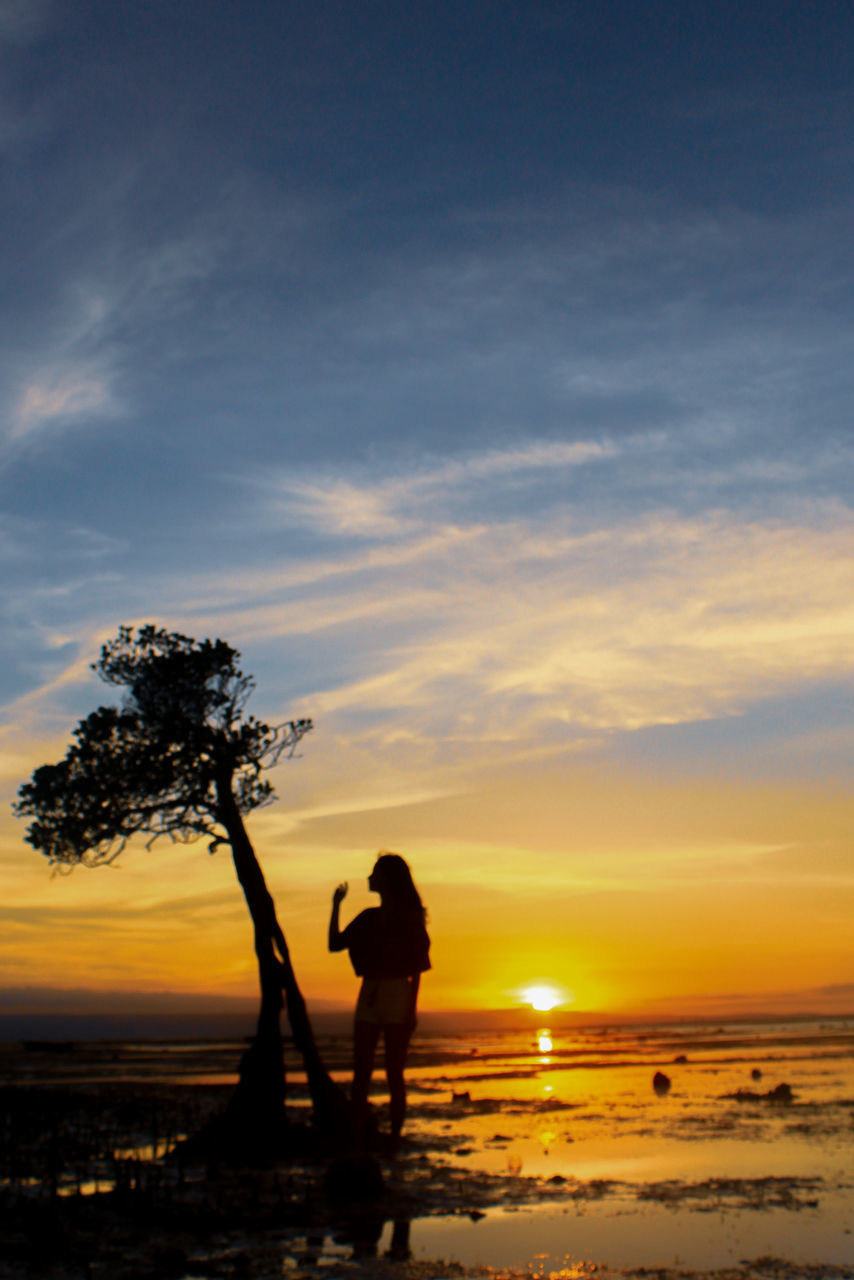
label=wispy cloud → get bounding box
[7,435,854,811]
[296,508,854,733]
[264,438,617,537]
[12,369,114,440]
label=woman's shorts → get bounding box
[355,977,412,1026]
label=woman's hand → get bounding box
[333,882,349,905]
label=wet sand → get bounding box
[2,1017,854,1278]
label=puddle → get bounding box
[402,1195,854,1272]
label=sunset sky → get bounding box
[3,1,854,1019]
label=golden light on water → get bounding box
[539,1126,557,1154]
[537,1031,553,1053]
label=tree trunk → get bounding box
[216,773,350,1147]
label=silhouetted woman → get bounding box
[329,852,430,1146]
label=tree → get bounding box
[15,624,349,1156]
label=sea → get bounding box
[3,1015,854,1276]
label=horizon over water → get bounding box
[4,980,854,1042]
[3,998,854,1043]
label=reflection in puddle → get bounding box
[267,1190,854,1275]
[405,1194,854,1273]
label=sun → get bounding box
[522,983,562,1012]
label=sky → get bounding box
[2,0,854,1019]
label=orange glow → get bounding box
[4,760,854,1020]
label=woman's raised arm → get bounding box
[328,882,348,951]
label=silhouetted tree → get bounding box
[15,624,349,1155]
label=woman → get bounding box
[329,851,430,1145]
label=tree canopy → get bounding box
[16,624,312,868]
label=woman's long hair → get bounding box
[375,851,427,927]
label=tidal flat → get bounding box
[2,1018,854,1279]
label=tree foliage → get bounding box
[16,625,312,868]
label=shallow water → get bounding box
[404,1195,854,1272]
[4,1017,854,1274]
[396,1020,854,1270]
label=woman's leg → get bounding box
[383,1023,410,1142]
[351,1019,381,1142]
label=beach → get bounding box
[2,1016,854,1279]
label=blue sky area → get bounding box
[4,2,853,724]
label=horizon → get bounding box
[4,1002,854,1049]
[5,981,854,1025]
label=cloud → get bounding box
[10,452,854,790]
[265,437,617,537]
[0,637,106,765]
[274,478,411,538]
[0,189,262,453]
[252,497,854,745]
[12,371,113,439]
[4,433,854,832]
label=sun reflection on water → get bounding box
[539,1127,557,1154]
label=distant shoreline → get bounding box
[2,1004,853,1043]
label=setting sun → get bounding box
[522,984,562,1012]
